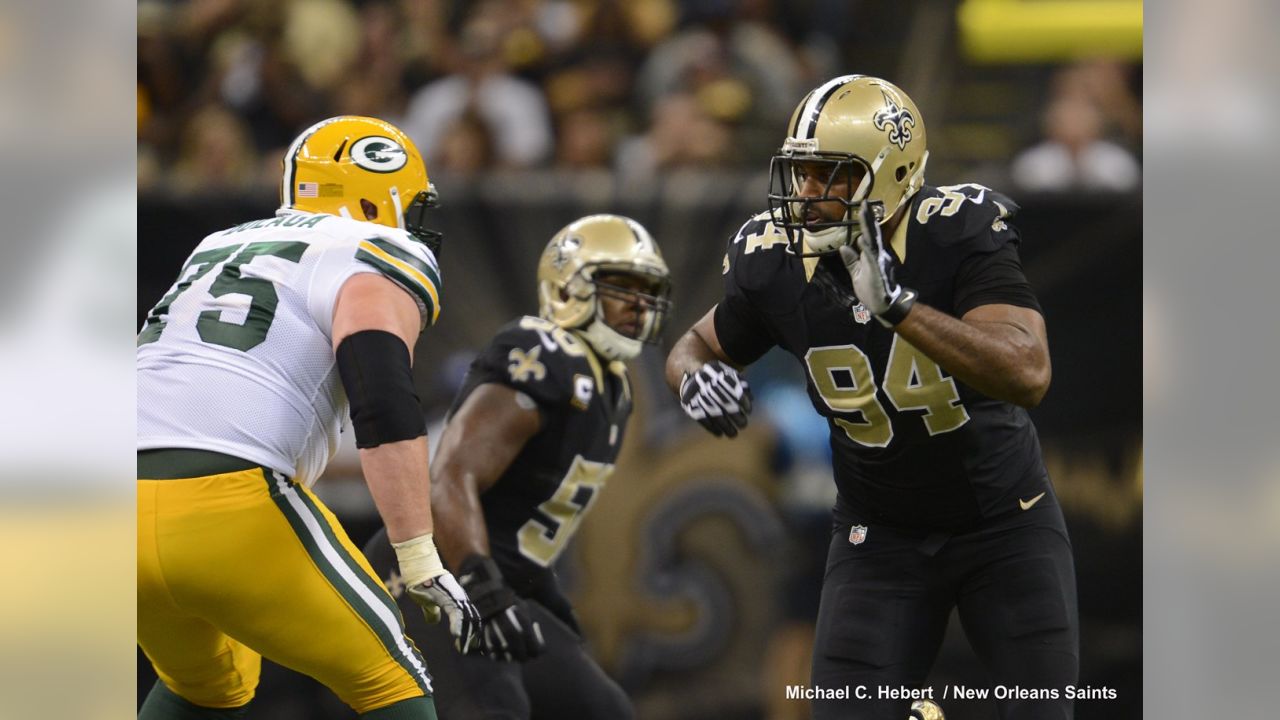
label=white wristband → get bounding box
[391,533,445,588]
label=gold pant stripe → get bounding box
[262,470,432,695]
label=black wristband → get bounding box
[458,555,517,618]
[878,287,918,327]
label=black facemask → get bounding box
[403,187,443,257]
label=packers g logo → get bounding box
[350,136,408,173]
[872,90,916,151]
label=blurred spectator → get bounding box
[544,51,636,119]
[435,110,496,176]
[332,1,409,119]
[615,92,732,184]
[556,109,617,169]
[636,0,804,129]
[402,2,554,168]
[281,0,361,93]
[1053,60,1142,147]
[169,104,259,195]
[1011,95,1141,192]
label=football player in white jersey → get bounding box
[137,116,479,720]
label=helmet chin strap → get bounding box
[802,225,852,254]
[582,320,642,361]
[581,303,642,361]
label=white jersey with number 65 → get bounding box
[137,210,441,487]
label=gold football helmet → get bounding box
[537,215,672,361]
[910,700,946,720]
[280,115,442,250]
[768,75,929,255]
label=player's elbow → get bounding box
[1010,361,1051,408]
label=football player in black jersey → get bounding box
[666,76,1077,720]
[365,214,671,719]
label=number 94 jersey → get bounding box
[451,316,632,594]
[714,184,1048,531]
[137,211,442,488]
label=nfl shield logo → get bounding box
[852,303,872,324]
[848,524,868,545]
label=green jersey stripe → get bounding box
[355,248,440,325]
[362,237,441,289]
[262,470,431,695]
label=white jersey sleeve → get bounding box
[136,210,441,487]
[307,222,442,335]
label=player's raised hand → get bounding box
[459,555,546,662]
[679,360,753,437]
[840,201,917,327]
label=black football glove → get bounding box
[458,555,546,663]
[679,360,753,437]
[839,201,917,327]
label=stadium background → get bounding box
[137,1,1142,718]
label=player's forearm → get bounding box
[360,436,433,543]
[666,330,713,393]
[428,467,492,569]
[666,320,735,394]
[894,304,1051,407]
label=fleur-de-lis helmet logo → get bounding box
[872,90,916,151]
[551,234,582,270]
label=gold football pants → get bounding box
[137,459,431,713]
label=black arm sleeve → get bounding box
[952,242,1042,317]
[335,330,427,448]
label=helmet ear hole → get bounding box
[895,166,907,182]
[360,199,378,221]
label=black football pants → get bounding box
[810,499,1079,720]
[363,531,633,720]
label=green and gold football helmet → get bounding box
[768,75,929,256]
[280,115,442,251]
[537,215,672,361]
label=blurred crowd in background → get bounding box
[138,0,1141,196]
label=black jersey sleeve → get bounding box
[712,215,781,366]
[918,184,1021,254]
[911,184,1041,316]
[953,242,1042,316]
[467,318,576,414]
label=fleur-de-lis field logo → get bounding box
[872,90,916,151]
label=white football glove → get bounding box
[393,534,481,653]
[839,201,917,327]
[679,360,753,437]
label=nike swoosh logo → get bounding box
[1019,492,1046,511]
[970,187,986,205]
